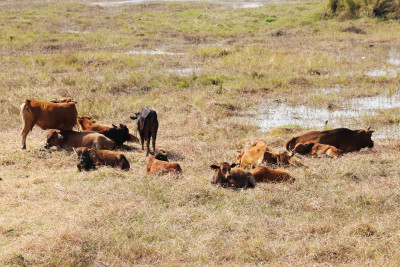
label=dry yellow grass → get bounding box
[1,0,400,265]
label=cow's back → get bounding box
[288,128,357,150]
[22,99,77,130]
[62,131,114,150]
[139,109,158,136]
[240,144,272,168]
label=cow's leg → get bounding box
[140,133,144,151]
[146,138,150,156]
[152,135,156,154]
[21,122,34,150]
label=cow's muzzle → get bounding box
[44,143,50,149]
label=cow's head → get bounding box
[154,150,168,162]
[210,162,236,185]
[44,130,64,149]
[277,150,293,165]
[358,126,374,148]
[104,124,130,146]
[236,151,244,165]
[129,112,141,120]
[74,147,95,171]
[263,151,278,164]
[77,116,95,130]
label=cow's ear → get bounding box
[367,130,374,134]
[210,165,220,169]
[120,124,127,129]
[230,163,237,168]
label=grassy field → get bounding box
[1,0,400,265]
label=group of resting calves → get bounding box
[210,126,374,189]
[20,98,375,188]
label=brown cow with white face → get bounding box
[44,130,114,151]
[20,99,77,149]
[210,162,256,189]
[286,127,374,153]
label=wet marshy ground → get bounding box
[234,93,400,139]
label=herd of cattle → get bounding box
[19,98,375,189]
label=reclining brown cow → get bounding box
[147,151,182,175]
[250,166,295,183]
[286,127,374,153]
[44,130,114,151]
[210,162,256,189]
[20,99,77,149]
[75,147,130,171]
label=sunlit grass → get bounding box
[1,0,400,265]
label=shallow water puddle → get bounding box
[366,68,398,78]
[366,47,400,78]
[234,94,400,139]
[123,49,183,55]
[165,67,200,75]
[89,0,296,8]
[388,47,400,65]
[63,30,90,34]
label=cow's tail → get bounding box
[20,100,33,130]
[286,137,297,151]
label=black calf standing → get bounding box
[130,107,158,156]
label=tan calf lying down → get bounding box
[293,142,341,158]
[147,152,182,175]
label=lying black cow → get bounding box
[130,107,158,156]
[100,124,131,147]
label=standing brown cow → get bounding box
[20,99,77,149]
